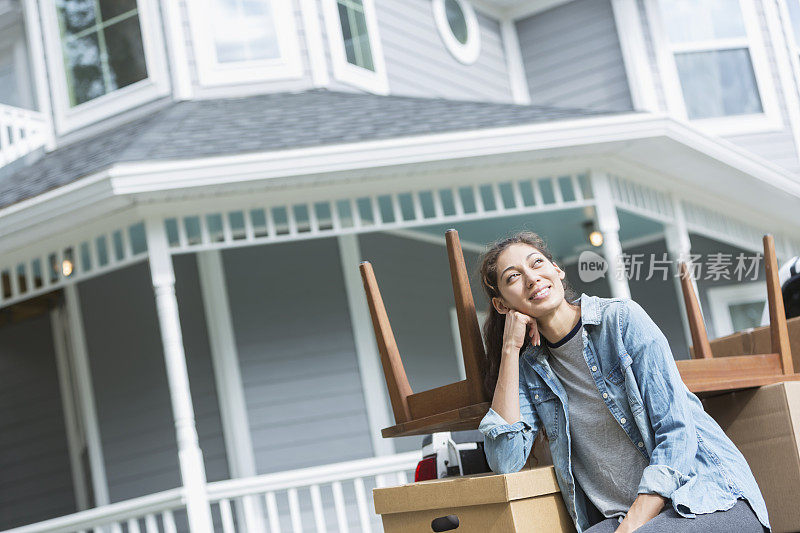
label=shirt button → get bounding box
[620,417,626,424]
[591,365,598,372]
[638,442,644,447]
[534,394,539,399]
[602,392,608,399]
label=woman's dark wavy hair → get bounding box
[478,230,579,401]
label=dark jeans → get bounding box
[584,498,767,533]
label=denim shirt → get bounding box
[479,294,771,533]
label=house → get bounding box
[1,0,799,531]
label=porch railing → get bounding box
[0,103,49,168]
[2,488,185,533]
[2,452,420,533]
[205,451,421,532]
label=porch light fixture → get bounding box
[583,221,603,247]
[61,259,74,277]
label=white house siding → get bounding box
[78,260,229,503]
[373,0,513,102]
[357,232,487,452]
[516,0,633,111]
[221,238,374,474]
[0,313,76,530]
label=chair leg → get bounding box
[445,229,490,403]
[679,261,714,360]
[359,261,413,424]
[763,235,794,375]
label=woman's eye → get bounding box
[507,273,518,282]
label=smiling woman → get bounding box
[476,231,771,533]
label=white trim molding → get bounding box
[611,0,659,112]
[159,0,193,100]
[644,0,784,136]
[773,0,800,166]
[299,0,330,87]
[500,19,530,105]
[21,0,55,150]
[39,0,171,134]
[433,0,482,65]
[185,0,304,87]
[321,0,389,94]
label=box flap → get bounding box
[373,466,561,515]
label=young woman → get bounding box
[477,231,770,533]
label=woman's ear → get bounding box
[492,296,510,315]
[553,262,566,280]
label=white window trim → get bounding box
[433,0,481,65]
[40,0,170,135]
[644,0,783,137]
[321,0,389,94]
[185,0,303,87]
[706,281,766,337]
[449,307,487,381]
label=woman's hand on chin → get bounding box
[502,310,540,352]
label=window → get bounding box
[706,282,766,337]
[186,0,302,86]
[322,0,388,93]
[56,0,148,106]
[646,0,781,135]
[41,0,169,133]
[433,0,480,65]
[337,0,374,71]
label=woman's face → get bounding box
[491,242,567,317]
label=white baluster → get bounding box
[331,481,349,533]
[220,499,236,533]
[127,518,141,533]
[310,484,327,533]
[265,491,282,533]
[353,478,373,533]
[163,510,178,533]
[144,514,159,533]
[287,488,303,533]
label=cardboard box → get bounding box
[373,465,575,532]
[690,316,800,369]
[701,381,800,533]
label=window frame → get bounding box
[40,0,170,134]
[433,0,481,65]
[706,282,767,337]
[185,0,303,87]
[644,0,782,136]
[321,0,388,94]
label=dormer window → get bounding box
[56,0,148,106]
[433,0,480,65]
[646,0,781,135]
[322,0,388,94]
[186,0,302,86]
[41,0,170,133]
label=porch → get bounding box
[2,158,798,533]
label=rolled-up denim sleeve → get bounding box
[621,299,696,500]
[478,366,540,474]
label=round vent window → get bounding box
[433,0,480,64]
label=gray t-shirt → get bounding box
[545,319,649,520]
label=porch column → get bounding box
[664,195,702,356]
[338,235,396,456]
[591,171,631,299]
[145,219,214,533]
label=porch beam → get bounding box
[63,284,111,507]
[664,195,701,356]
[591,171,631,299]
[196,250,266,531]
[145,219,214,533]
[338,234,396,456]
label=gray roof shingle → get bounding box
[0,89,622,210]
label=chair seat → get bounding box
[381,402,491,438]
[676,352,800,393]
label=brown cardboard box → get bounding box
[690,316,800,369]
[373,465,575,533]
[701,381,800,533]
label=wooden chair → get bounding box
[359,229,491,438]
[675,234,800,395]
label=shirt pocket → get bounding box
[531,386,559,441]
[604,362,625,385]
